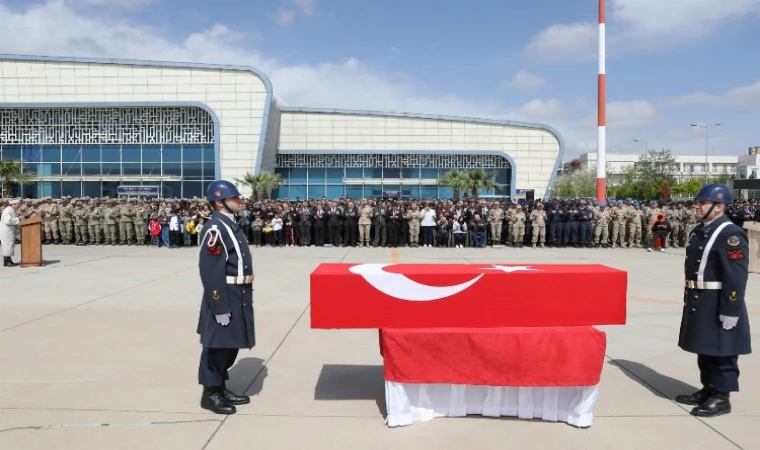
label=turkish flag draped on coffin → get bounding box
[310,263,627,329]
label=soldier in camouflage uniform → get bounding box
[627,202,644,248]
[487,202,504,246]
[669,202,683,247]
[103,199,119,245]
[88,199,104,245]
[58,197,74,245]
[41,197,61,244]
[118,198,134,245]
[132,199,147,245]
[73,201,88,245]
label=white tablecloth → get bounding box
[385,381,599,428]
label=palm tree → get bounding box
[234,171,261,202]
[436,169,470,200]
[256,171,285,200]
[465,168,499,198]
[0,160,36,197]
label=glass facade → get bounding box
[272,153,512,200]
[0,107,215,199]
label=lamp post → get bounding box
[690,123,722,182]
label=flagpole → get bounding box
[596,0,607,203]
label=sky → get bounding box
[0,0,758,161]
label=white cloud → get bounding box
[70,0,152,8]
[525,22,597,58]
[515,99,570,120]
[503,70,546,90]
[527,0,760,59]
[667,80,760,107]
[275,8,295,26]
[582,100,657,128]
[275,0,318,26]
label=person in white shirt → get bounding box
[420,204,437,247]
[1,198,22,267]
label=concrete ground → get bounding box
[0,243,758,450]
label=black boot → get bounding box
[4,257,18,267]
[200,386,236,414]
[691,392,731,417]
[222,382,250,405]
[675,387,712,406]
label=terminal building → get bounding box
[0,54,564,200]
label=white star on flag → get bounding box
[483,265,539,273]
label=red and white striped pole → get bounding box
[596,0,607,203]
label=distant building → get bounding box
[574,152,737,186]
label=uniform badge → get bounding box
[207,244,222,256]
[717,192,724,200]
[727,249,744,260]
[729,291,737,302]
[212,290,220,300]
[727,235,740,247]
[215,190,222,197]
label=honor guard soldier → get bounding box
[197,180,256,415]
[676,184,752,417]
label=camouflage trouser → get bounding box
[409,223,420,245]
[627,222,642,246]
[490,221,502,243]
[88,224,102,244]
[531,224,545,244]
[611,221,626,246]
[358,224,371,244]
[510,222,525,244]
[105,223,118,244]
[594,221,610,244]
[119,221,134,244]
[669,222,682,247]
[43,219,60,241]
[685,222,698,240]
[60,220,74,243]
[134,222,145,245]
[75,224,88,243]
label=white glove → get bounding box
[719,315,738,330]
[215,313,231,326]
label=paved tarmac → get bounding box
[0,243,758,450]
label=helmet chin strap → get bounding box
[701,203,717,222]
[221,198,236,216]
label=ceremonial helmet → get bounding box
[206,180,242,202]
[695,183,732,204]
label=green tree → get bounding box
[464,168,498,198]
[234,170,285,200]
[0,160,36,197]
[550,168,596,198]
[436,169,470,200]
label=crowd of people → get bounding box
[2,194,759,254]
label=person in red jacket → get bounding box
[648,214,671,252]
[149,218,161,247]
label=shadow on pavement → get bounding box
[314,364,386,416]
[608,359,698,399]
[228,357,268,397]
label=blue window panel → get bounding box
[365,184,382,197]
[23,163,41,174]
[369,168,383,179]
[308,168,325,182]
[61,181,82,198]
[421,169,438,179]
[143,145,161,164]
[290,168,307,183]
[183,162,203,180]
[439,187,454,199]
[274,167,289,180]
[82,163,101,176]
[308,184,326,199]
[143,161,161,176]
[62,162,81,176]
[407,185,420,198]
[40,163,61,176]
[384,168,401,178]
[122,145,141,162]
[182,182,203,199]
[202,145,215,163]
[2,145,22,160]
[41,181,61,198]
[162,181,181,198]
[42,145,61,162]
[345,168,363,179]
[497,169,509,185]
[289,184,306,199]
[62,146,80,163]
[162,144,182,162]
[420,185,437,199]
[326,168,343,184]
[480,188,495,196]
[122,163,141,176]
[82,146,100,163]
[102,181,119,198]
[183,144,203,162]
[163,162,182,176]
[402,168,419,179]
[202,162,215,179]
[270,187,282,199]
[495,185,510,196]
[382,184,401,192]
[345,185,363,199]
[326,185,343,199]
[102,145,120,163]
[102,162,120,175]
[22,145,41,162]
[82,181,101,198]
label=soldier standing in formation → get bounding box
[196,180,255,415]
[675,184,752,417]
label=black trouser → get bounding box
[549,222,562,245]
[698,354,739,392]
[328,222,341,245]
[387,221,399,247]
[653,231,669,248]
[199,348,239,387]
[421,226,434,246]
[170,230,181,247]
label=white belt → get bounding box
[685,280,722,290]
[226,275,254,285]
